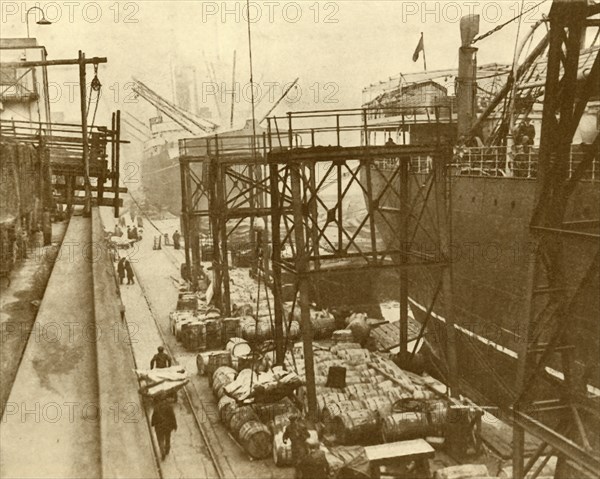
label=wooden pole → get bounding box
[79,51,91,216]
[291,163,318,420]
[114,110,121,218]
[422,33,427,71]
[270,162,285,365]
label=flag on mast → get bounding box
[412,32,426,70]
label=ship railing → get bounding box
[265,106,455,151]
[451,145,598,181]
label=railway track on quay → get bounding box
[124,209,290,479]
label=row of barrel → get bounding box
[210,365,302,462]
[170,310,304,352]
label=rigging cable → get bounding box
[471,0,548,45]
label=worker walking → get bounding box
[172,230,181,250]
[297,437,329,479]
[151,346,172,369]
[124,258,135,285]
[152,399,177,460]
[117,257,126,284]
[283,415,310,467]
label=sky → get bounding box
[1,0,554,129]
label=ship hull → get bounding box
[369,170,600,401]
[141,145,184,215]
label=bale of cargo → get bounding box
[284,321,301,340]
[239,420,272,459]
[361,397,393,417]
[388,389,412,403]
[346,314,370,345]
[211,366,237,395]
[332,329,355,344]
[222,317,242,340]
[217,395,237,422]
[321,400,364,427]
[337,348,371,363]
[345,384,378,400]
[331,342,362,354]
[310,310,336,339]
[229,405,259,435]
[433,464,490,479]
[317,392,348,412]
[334,409,380,445]
[381,412,431,442]
[206,351,232,379]
[253,397,298,424]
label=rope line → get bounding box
[471,0,548,44]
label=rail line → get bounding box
[133,269,227,479]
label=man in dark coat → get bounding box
[152,400,177,459]
[297,437,329,479]
[117,257,126,284]
[283,415,310,466]
[172,230,181,250]
[124,258,134,284]
[151,346,172,369]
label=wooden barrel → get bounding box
[381,412,431,442]
[222,317,241,341]
[239,420,272,459]
[270,413,295,435]
[272,429,318,467]
[272,432,293,467]
[425,400,449,433]
[211,366,236,394]
[182,321,206,351]
[253,398,298,424]
[205,319,222,350]
[217,395,237,422]
[334,410,380,445]
[206,351,232,379]
[229,406,259,435]
[222,401,241,427]
[226,338,252,358]
[196,352,212,375]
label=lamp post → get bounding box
[26,6,52,38]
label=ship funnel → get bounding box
[457,15,480,138]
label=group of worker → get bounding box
[117,256,135,285]
[283,415,329,479]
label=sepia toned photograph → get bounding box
[0,1,598,478]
